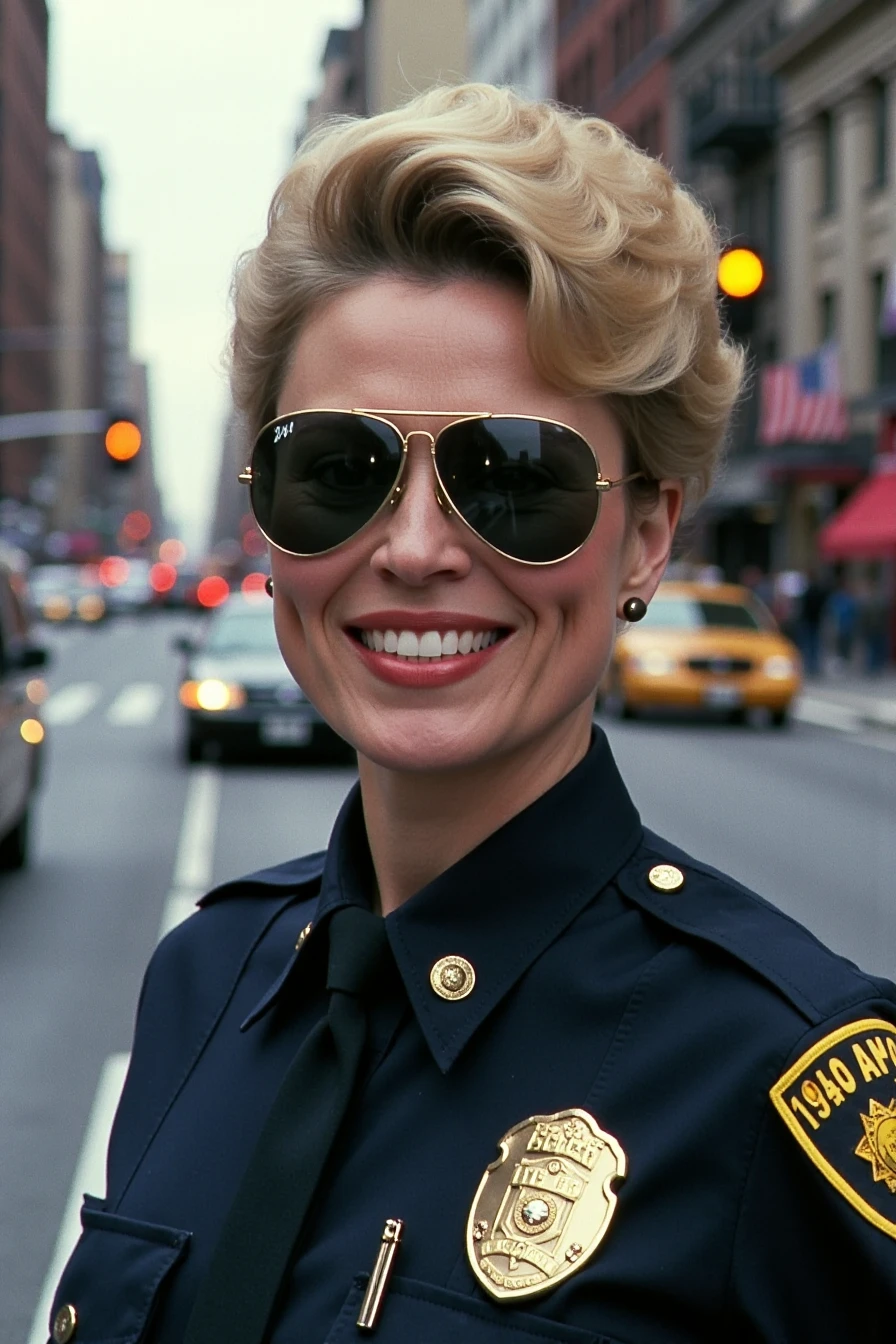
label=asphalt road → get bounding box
[1,612,894,1342]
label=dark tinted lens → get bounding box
[250,412,403,554]
[435,418,599,562]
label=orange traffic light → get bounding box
[717,247,764,300]
[105,419,142,463]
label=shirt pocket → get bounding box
[325,1275,628,1344]
[48,1195,190,1344]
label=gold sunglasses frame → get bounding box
[239,408,644,567]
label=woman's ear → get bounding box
[620,480,684,603]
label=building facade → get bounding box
[363,0,468,114]
[0,0,52,509]
[48,134,107,542]
[468,0,555,99]
[556,0,671,160]
[298,25,366,140]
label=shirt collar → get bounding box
[245,730,642,1068]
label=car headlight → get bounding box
[763,655,796,680]
[77,593,105,621]
[179,679,247,711]
[630,651,678,676]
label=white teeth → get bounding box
[419,631,442,657]
[358,626,502,659]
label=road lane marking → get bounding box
[26,1054,130,1344]
[106,682,164,726]
[172,766,221,892]
[27,768,223,1342]
[42,682,102,725]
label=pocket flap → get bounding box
[49,1198,190,1343]
[326,1275,619,1343]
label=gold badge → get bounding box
[770,1017,896,1240]
[856,1098,896,1193]
[466,1108,626,1301]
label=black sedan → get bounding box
[175,595,351,763]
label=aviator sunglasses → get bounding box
[240,409,644,566]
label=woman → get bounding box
[50,85,895,1344]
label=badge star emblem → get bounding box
[855,1098,896,1194]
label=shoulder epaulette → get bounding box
[198,850,327,907]
[615,829,889,1027]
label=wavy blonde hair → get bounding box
[230,83,744,506]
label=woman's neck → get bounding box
[357,706,594,915]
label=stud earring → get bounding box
[265,576,274,598]
[622,596,647,622]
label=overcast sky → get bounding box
[48,0,362,550]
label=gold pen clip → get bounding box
[356,1217,404,1332]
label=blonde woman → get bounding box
[51,86,895,1344]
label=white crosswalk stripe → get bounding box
[106,683,164,726]
[42,682,102,725]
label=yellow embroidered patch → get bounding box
[770,1017,896,1240]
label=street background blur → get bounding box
[1,1,896,1340]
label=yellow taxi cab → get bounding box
[601,581,802,727]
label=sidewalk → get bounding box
[797,671,896,732]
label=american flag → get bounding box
[758,343,849,446]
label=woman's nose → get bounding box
[371,439,472,585]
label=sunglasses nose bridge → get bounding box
[386,429,452,514]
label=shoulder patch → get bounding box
[770,1018,896,1240]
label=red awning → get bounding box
[819,466,896,559]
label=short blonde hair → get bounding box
[230,83,744,506]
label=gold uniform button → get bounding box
[430,955,476,1001]
[295,921,313,950]
[52,1304,78,1343]
[648,863,685,893]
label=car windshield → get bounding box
[204,606,280,653]
[641,596,765,631]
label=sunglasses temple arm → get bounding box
[597,470,646,492]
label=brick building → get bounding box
[0,0,52,506]
[556,0,671,160]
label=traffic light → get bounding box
[105,413,142,470]
[717,246,764,340]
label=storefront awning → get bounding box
[818,464,896,559]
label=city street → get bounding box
[2,613,896,1342]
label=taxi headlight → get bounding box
[76,593,105,621]
[43,596,72,620]
[179,679,247,711]
[763,655,796,680]
[630,651,677,676]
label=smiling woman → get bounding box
[49,84,896,1344]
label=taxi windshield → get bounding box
[642,597,765,631]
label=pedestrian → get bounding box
[50,84,896,1343]
[857,568,890,674]
[828,573,859,668]
[797,567,832,676]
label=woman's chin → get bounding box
[345,716,512,777]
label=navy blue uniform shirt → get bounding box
[51,731,896,1341]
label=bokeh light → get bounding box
[241,572,269,600]
[158,538,187,566]
[121,510,152,543]
[98,555,130,587]
[196,575,230,608]
[20,718,45,745]
[717,247,764,299]
[150,562,178,594]
[105,419,142,462]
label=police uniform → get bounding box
[50,730,896,1342]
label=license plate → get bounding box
[703,683,742,708]
[260,716,312,745]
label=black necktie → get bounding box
[183,903,391,1344]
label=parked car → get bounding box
[600,581,802,726]
[1,555,49,868]
[28,563,107,624]
[174,595,352,762]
